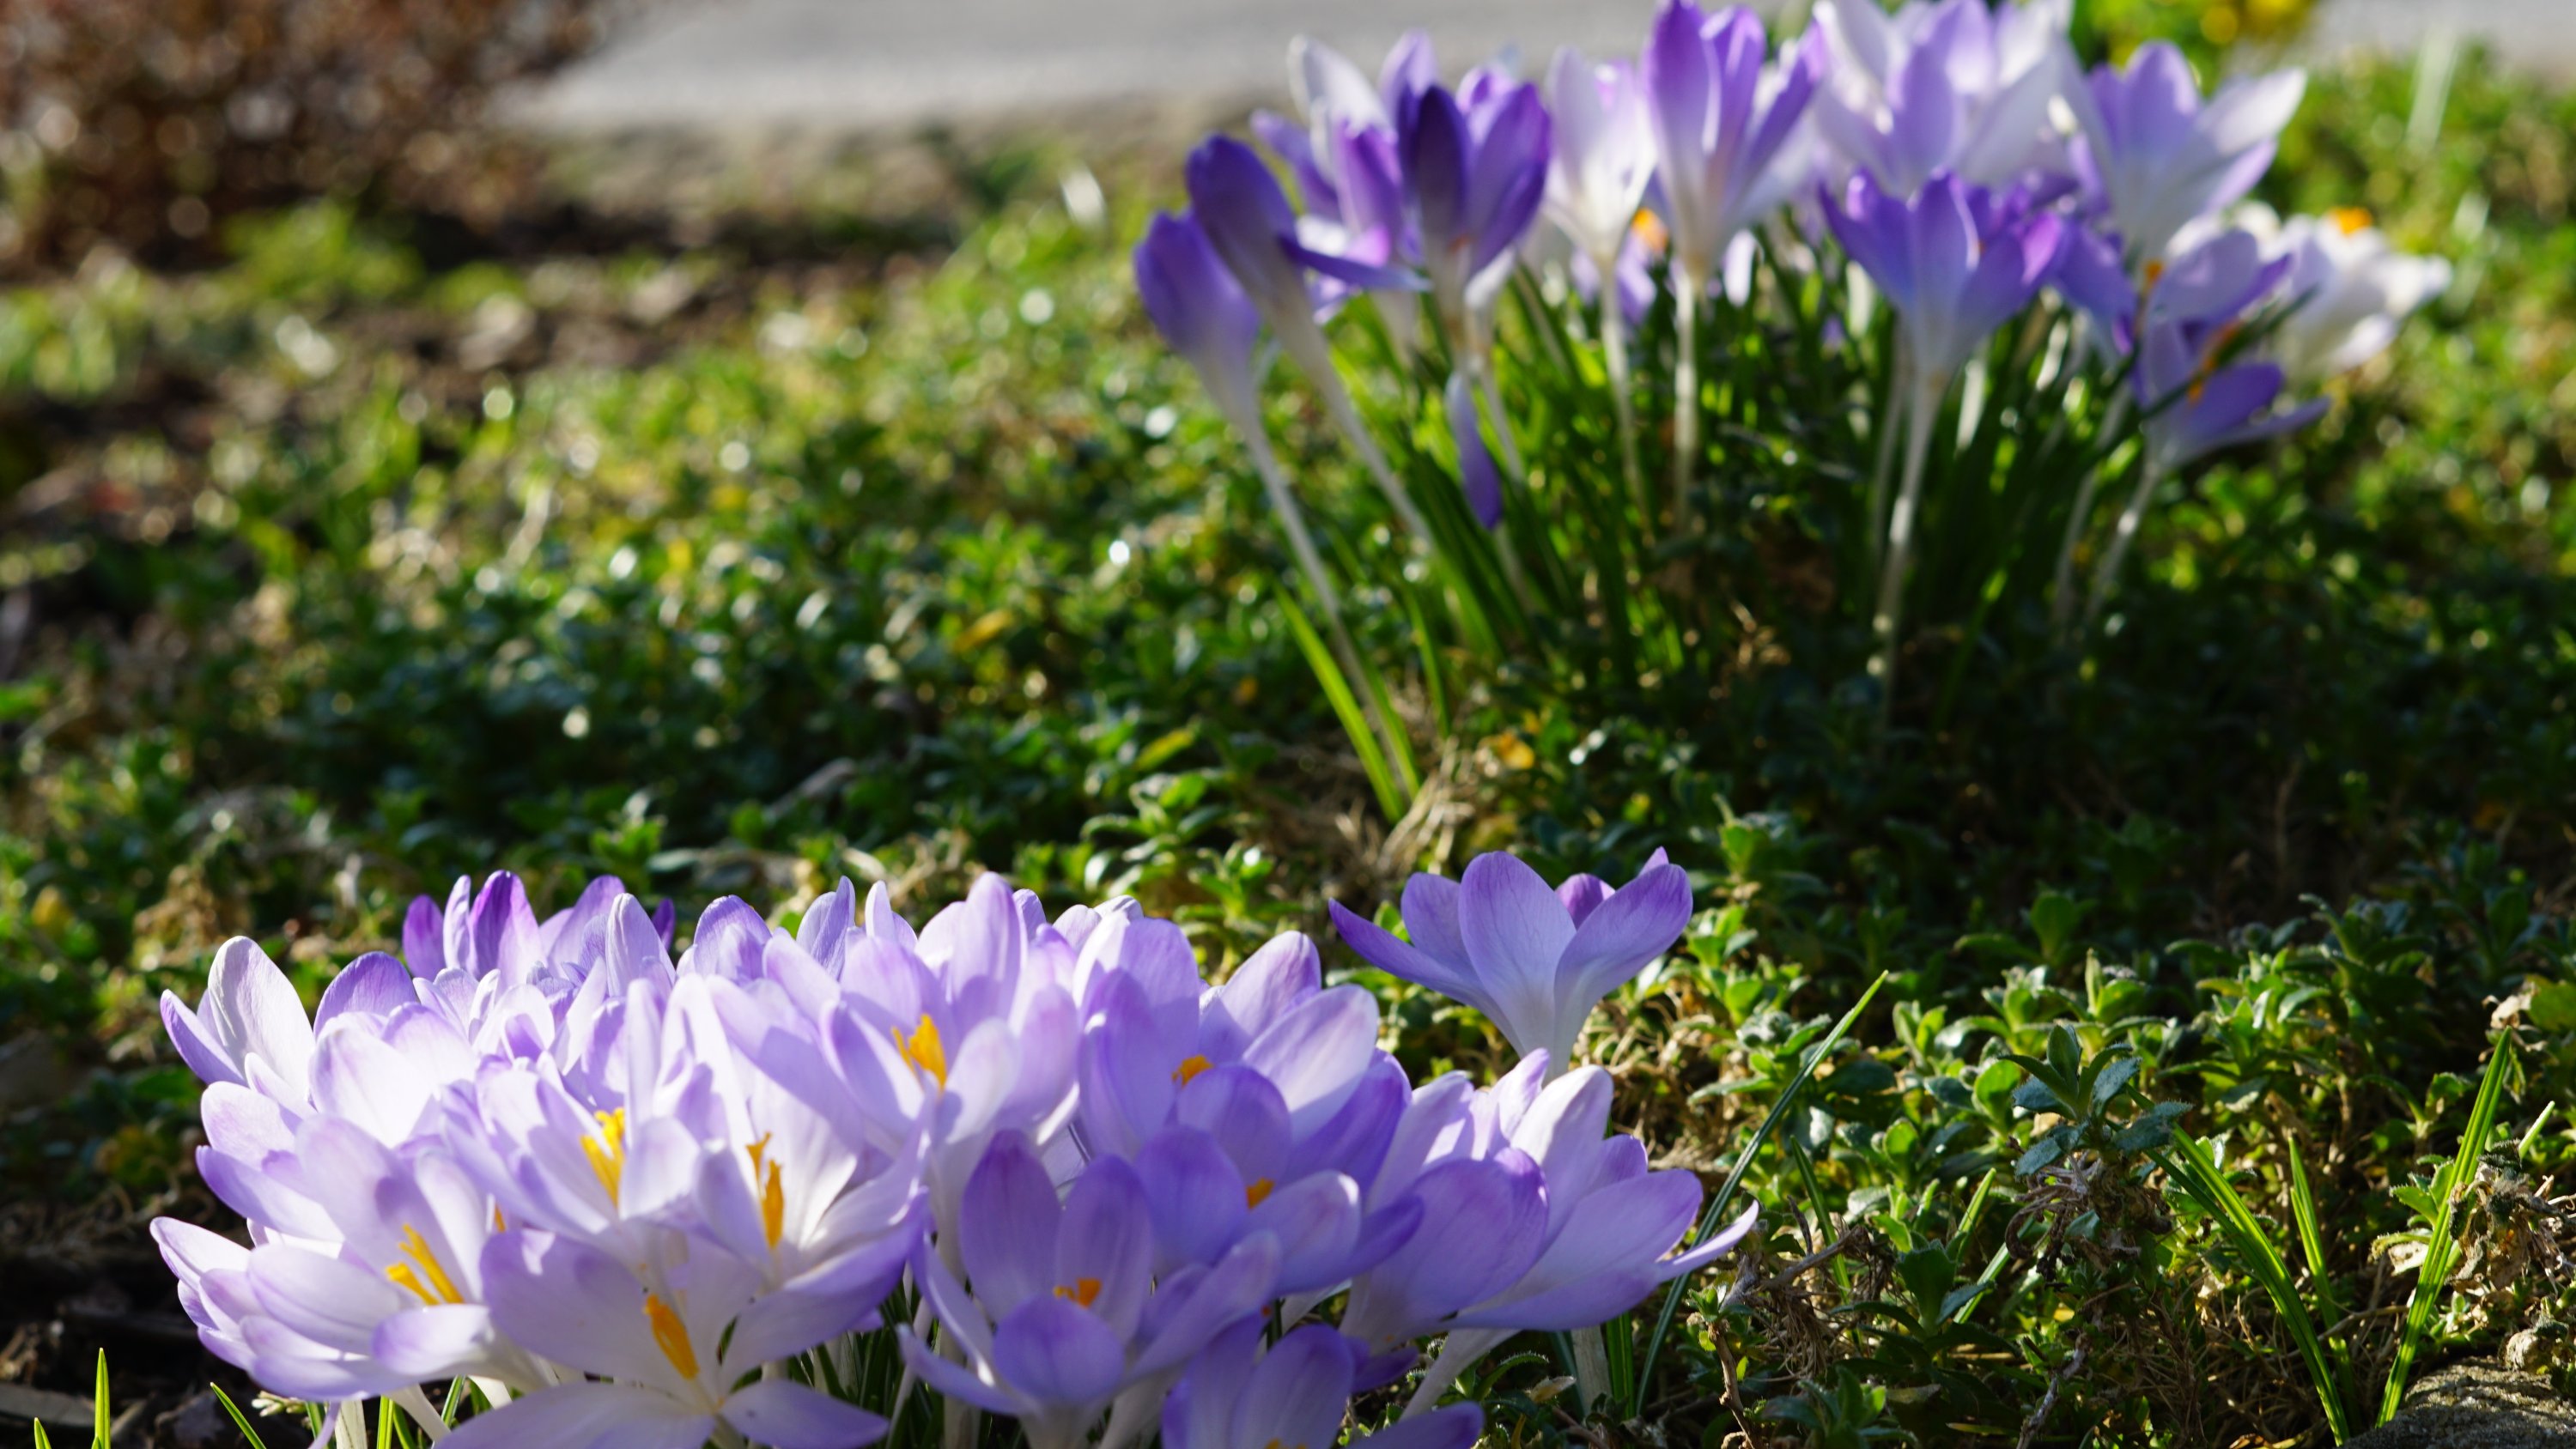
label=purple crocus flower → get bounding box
[1340,1054,1760,1410]
[1394,79,1552,355]
[1640,0,1826,291]
[2254,206,2451,385]
[1331,849,1692,1073]
[2066,41,2306,264]
[161,937,322,1106]
[1165,1320,1483,1449]
[1545,51,1657,274]
[1811,0,2077,196]
[1444,372,1505,528]
[447,1231,886,1449]
[1823,168,2065,384]
[1135,211,1266,438]
[2134,316,2325,476]
[902,1135,1281,1449]
[1182,134,1435,540]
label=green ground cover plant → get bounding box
[0,30,2573,1449]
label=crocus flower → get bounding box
[1811,0,2077,196]
[1183,134,1435,539]
[2067,42,2305,264]
[1338,1054,1759,1408]
[1640,0,1826,291]
[2134,315,2325,476]
[1392,79,1552,361]
[1444,372,1504,527]
[161,936,322,1106]
[902,1135,1281,1449]
[1164,1321,1483,1449]
[2260,207,2452,385]
[446,1231,887,1449]
[1544,51,1656,279]
[1135,212,1266,437]
[1823,169,2065,384]
[1331,849,1692,1072]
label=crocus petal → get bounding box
[1236,1324,1358,1449]
[1329,902,1492,1019]
[373,1305,497,1379]
[1455,852,1578,1057]
[1353,1404,1485,1449]
[1552,861,1693,1032]
[720,1379,890,1449]
[1200,931,1320,1063]
[440,1384,714,1449]
[1136,1128,1251,1270]
[959,1131,1061,1319]
[992,1297,1128,1408]
[314,953,416,1031]
[1444,373,1504,528]
[478,1232,665,1385]
[1240,985,1380,1137]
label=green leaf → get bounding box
[207,1388,269,1449]
[2015,1134,2067,1175]
[2090,1054,2142,1111]
[2379,1036,2515,1426]
[2529,979,2576,1033]
[2160,1132,2353,1441]
[1275,588,1407,820]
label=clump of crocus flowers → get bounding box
[158,853,1746,1446]
[1134,0,2452,722]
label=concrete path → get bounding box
[528,0,2569,134]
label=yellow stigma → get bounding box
[1171,1054,1213,1087]
[893,1015,948,1088]
[1054,1276,1103,1308]
[1246,1179,1274,1209]
[744,1132,787,1250]
[644,1293,700,1379]
[582,1109,629,1203]
[2189,318,2247,402]
[386,1225,465,1307]
[1630,209,1668,256]
[2328,205,2372,236]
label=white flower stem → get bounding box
[1870,367,1947,720]
[2048,391,2134,640]
[1598,276,1647,520]
[392,1387,450,1442]
[1864,349,1909,566]
[1242,418,1413,772]
[1671,267,1703,533]
[1285,326,1436,543]
[2083,446,2167,636]
[1456,367,1533,609]
[1570,1325,1613,1413]
[1474,354,1526,482]
[1402,1328,1510,1419]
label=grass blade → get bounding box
[90,1352,106,1449]
[210,1387,271,1449]
[2160,1132,2351,1442]
[2286,1145,2353,1402]
[1631,970,1889,1417]
[1275,587,1406,819]
[2379,1036,2514,1425]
